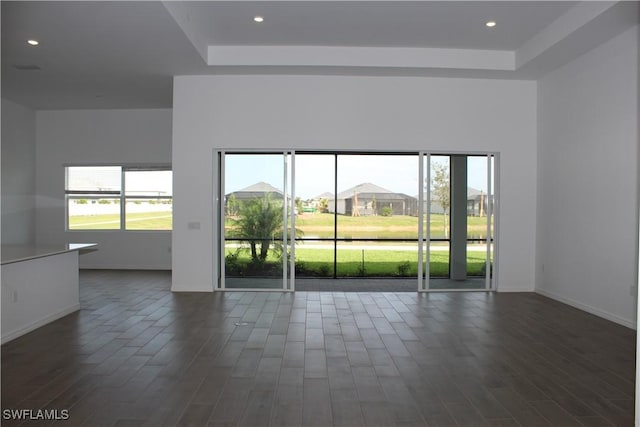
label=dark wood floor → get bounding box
[1,270,635,426]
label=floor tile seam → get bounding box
[520,341,634,410]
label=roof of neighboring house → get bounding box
[226,181,284,198]
[336,183,395,199]
[417,187,490,201]
[315,192,334,200]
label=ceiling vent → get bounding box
[13,64,41,71]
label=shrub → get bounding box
[318,264,331,277]
[380,206,393,217]
[225,251,243,276]
[396,261,411,276]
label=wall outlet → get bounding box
[168,246,172,253]
[12,290,18,303]
[187,221,201,230]
[630,285,636,297]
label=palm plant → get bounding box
[230,195,283,263]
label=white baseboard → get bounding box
[1,304,80,344]
[536,288,635,330]
[496,287,533,293]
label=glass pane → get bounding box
[424,154,495,290]
[336,154,419,241]
[294,154,335,240]
[125,199,172,230]
[428,156,450,240]
[295,240,334,278]
[66,166,121,192]
[68,198,120,229]
[294,154,335,279]
[429,241,450,278]
[125,170,172,197]
[223,154,287,289]
[467,155,488,277]
[336,241,418,278]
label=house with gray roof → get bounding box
[328,183,418,216]
[226,181,284,202]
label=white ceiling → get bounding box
[190,1,577,50]
[1,1,637,110]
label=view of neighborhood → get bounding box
[222,153,495,282]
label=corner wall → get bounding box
[172,75,537,292]
[537,26,639,328]
[1,98,36,245]
[35,109,173,269]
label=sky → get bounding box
[224,154,493,200]
[67,167,173,196]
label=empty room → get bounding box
[2,1,639,426]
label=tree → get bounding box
[431,162,450,237]
[318,198,329,213]
[231,195,284,262]
[226,193,238,217]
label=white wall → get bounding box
[537,26,639,328]
[1,98,36,245]
[172,75,537,292]
[35,109,173,269]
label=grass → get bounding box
[225,246,490,277]
[69,212,172,230]
[228,212,492,239]
[72,212,491,236]
[71,211,491,278]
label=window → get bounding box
[217,151,496,292]
[65,166,172,230]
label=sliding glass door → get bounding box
[420,153,496,290]
[218,152,294,290]
[216,150,497,291]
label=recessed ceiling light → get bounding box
[253,16,264,23]
[27,39,39,46]
[485,21,496,28]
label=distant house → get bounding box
[466,188,494,217]
[427,187,494,216]
[327,183,418,216]
[225,182,285,216]
[225,182,284,203]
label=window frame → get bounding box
[65,164,172,232]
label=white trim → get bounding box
[417,152,424,291]
[493,153,501,292]
[485,155,492,290]
[536,288,636,329]
[219,151,226,290]
[282,152,289,290]
[425,152,432,290]
[290,151,296,291]
[1,304,80,344]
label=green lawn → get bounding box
[71,211,490,236]
[69,212,172,230]
[225,246,490,278]
[228,212,492,239]
[71,210,492,278]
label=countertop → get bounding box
[1,243,97,265]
